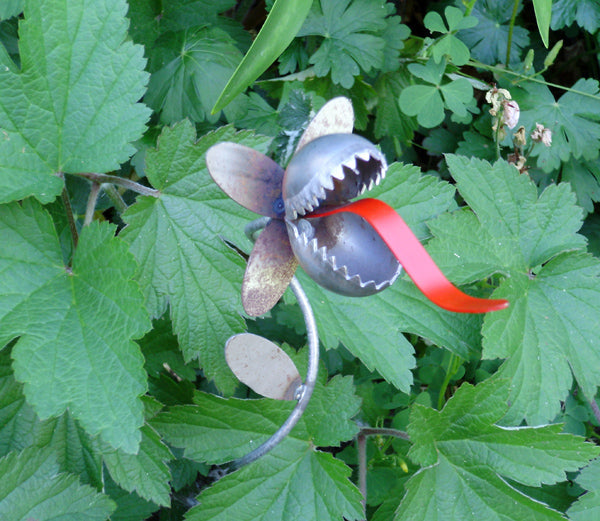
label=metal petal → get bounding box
[242,219,298,316]
[225,333,302,400]
[295,96,354,152]
[206,143,285,218]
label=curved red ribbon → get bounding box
[309,199,509,313]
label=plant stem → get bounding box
[355,426,410,515]
[84,182,101,226]
[103,184,128,214]
[469,59,600,101]
[75,172,160,197]
[464,0,478,16]
[358,427,410,441]
[505,0,521,67]
[357,432,367,518]
[588,396,600,425]
[438,353,461,410]
[61,185,79,249]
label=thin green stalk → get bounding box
[437,353,462,410]
[355,426,410,514]
[469,60,600,101]
[75,172,160,197]
[357,432,367,519]
[61,185,79,249]
[103,184,128,214]
[84,182,101,226]
[464,0,478,16]
[505,0,521,67]
[358,427,410,441]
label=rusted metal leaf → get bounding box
[242,219,298,316]
[295,97,354,152]
[225,333,302,400]
[206,143,285,218]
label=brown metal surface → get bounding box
[225,333,302,400]
[242,219,298,316]
[206,143,285,218]
[295,97,354,152]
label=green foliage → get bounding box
[212,0,313,112]
[399,379,600,521]
[146,28,243,124]
[2,0,600,520]
[551,0,600,33]
[455,0,529,64]
[429,156,600,425]
[0,0,150,204]
[567,458,600,520]
[423,6,478,66]
[0,446,115,521]
[510,78,600,172]
[297,0,394,88]
[0,201,150,453]
[121,121,271,393]
[399,59,474,127]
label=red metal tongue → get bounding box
[308,199,509,313]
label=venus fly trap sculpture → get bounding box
[206,97,509,468]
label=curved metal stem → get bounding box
[244,216,271,242]
[230,219,320,471]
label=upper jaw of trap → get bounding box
[283,133,401,297]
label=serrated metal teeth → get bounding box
[356,150,371,162]
[342,156,357,171]
[331,165,345,180]
[321,175,335,191]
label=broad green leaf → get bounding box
[104,472,160,521]
[146,27,243,124]
[374,71,419,142]
[0,446,115,521]
[103,423,173,506]
[399,60,473,128]
[424,6,478,66]
[455,0,529,65]
[567,458,600,521]
[213,0,313,112]
[511,79,600,173]
[298,0,390,88]
[0,348,37,456]
[551,0,600,33]
[161,0,237,31]
[0,200,151,453]
[153,362,361,463]
[428,156,597,424]
[397,379,599,521]
[121,121,271,393]
[186,443,362,521]
[0,0,150,204]
[126,0,161,48]
[141,317,197,382]
[287,163,473,391]
[533,0,552,47]
[0,350,104,487]
[440,77,473,118]
[34,412,103,488]
[561,158,600,214]
[153,366,362,521]
[0,0,22,19]
[380,16,410,72]
[399,84,445,128]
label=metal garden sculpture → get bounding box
[206,97,508,469]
